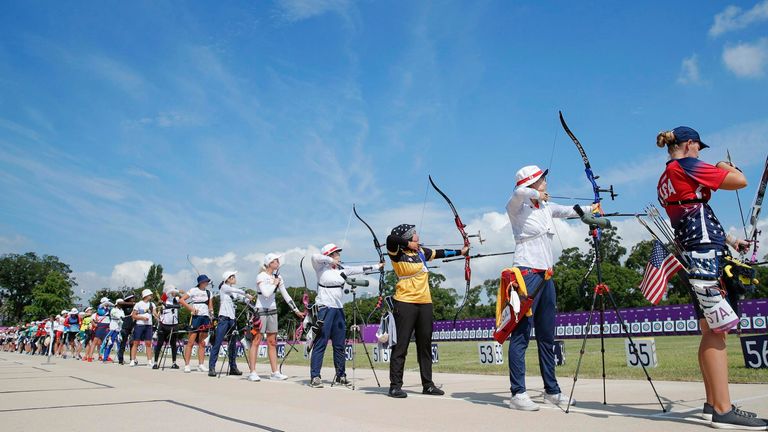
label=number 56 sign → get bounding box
[740,334,768,369]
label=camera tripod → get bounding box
[332,285,380,389]
[566,222,666,413]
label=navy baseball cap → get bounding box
[196,274,211,286]
[673,126,709,149]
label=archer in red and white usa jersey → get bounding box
[657,157,729,252]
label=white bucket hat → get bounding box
[141,288,153,298]
[515,165,548,188]
[221,270,238,282]
[263,253,282,268]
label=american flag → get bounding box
[639,240,684,305]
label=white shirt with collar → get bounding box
[311,254,368,308]
[506,187,591,269]
[218,284,246,319]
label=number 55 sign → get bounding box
[740,334,768,369]
[625,338,658,368]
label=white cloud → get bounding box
[723,38,768,78]
[0,234,28,254]
[85,54,145,95]
[710,1,768,37]
[110,260,154,287]
[274,0,352,22]
[677,54,703,85]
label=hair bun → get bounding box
[656,130,675,148]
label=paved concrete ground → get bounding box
[0,352,766,432]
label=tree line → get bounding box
[2,229,766,330]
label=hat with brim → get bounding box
[196,274,211,286]
[221,270,238,282]
[673,126,708,149]
[263,253,282,268]
[141,288,153,298]
[515,165,549,188]
[321,244,342,256]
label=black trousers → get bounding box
[154,323,178,363]
[389,301,434,390]
[118,319,134,363]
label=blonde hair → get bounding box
[656,130,682,154]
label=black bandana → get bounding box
[391,224,416,239]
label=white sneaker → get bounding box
[147,361,154,369]
[184,365,191,373]
[510,392,540,411]
[270,371,288,380]
[129,360,137,367]
[248,372,261,382]
[544,392,575,407]
[197,364,209,372]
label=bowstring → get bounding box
[340,209,354,251]
[546,119,566,253]
[419,177,430,232]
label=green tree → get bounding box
[625,240,654,271]
[142,264,165,297]
[88,288,126,309]
[23,272,75,320]
[0,252,77,324]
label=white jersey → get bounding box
[218,284,246,319]
[109,308,124,331]
[506,187,590,269]
[255,272,298,312]
[159,297,180,325]
[133,300,154,326]
[311,254,367,309]
[186,287,211,317]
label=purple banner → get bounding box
[361,299,768,343]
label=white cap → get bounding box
[61,310,68,315]
[263,253,282,268]
[221,270,238,282]
[141,288,153,298]
[100,297,109,304]
[116,298,124,304]
[515,165,548,188]
[321,243,342,256]
[70,308,78,314]
[163,284,178,295]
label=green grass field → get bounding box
[275,335,767,384]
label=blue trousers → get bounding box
[101,330,119,360]
[310,307,346,379]
[209,316,238,370]
[508,269,561,396]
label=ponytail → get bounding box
[218,280,224,290]
[656,130,676,148]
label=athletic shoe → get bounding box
[703,403,757,422]
[334,375,350,386]
[229,368,243,376]
[248,372,261,382]
[711,407,768,430]
[309,377,324,388]
[208,370,217,377]
[544,392,575,407]
[152,364,159,370]
[183,365,191,373]
[197,364,209,372]
[270,371,288,380]
[170,363,179,369]
[423,385,445,396]
[129,360,137,367]
[388,388,407,398]
[510,392,540,411]
[147,361,154,369]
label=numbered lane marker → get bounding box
[740,334,768,369]
[625,338,658,368]
[478,342,504,365]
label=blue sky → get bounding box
[0,1,767,300]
